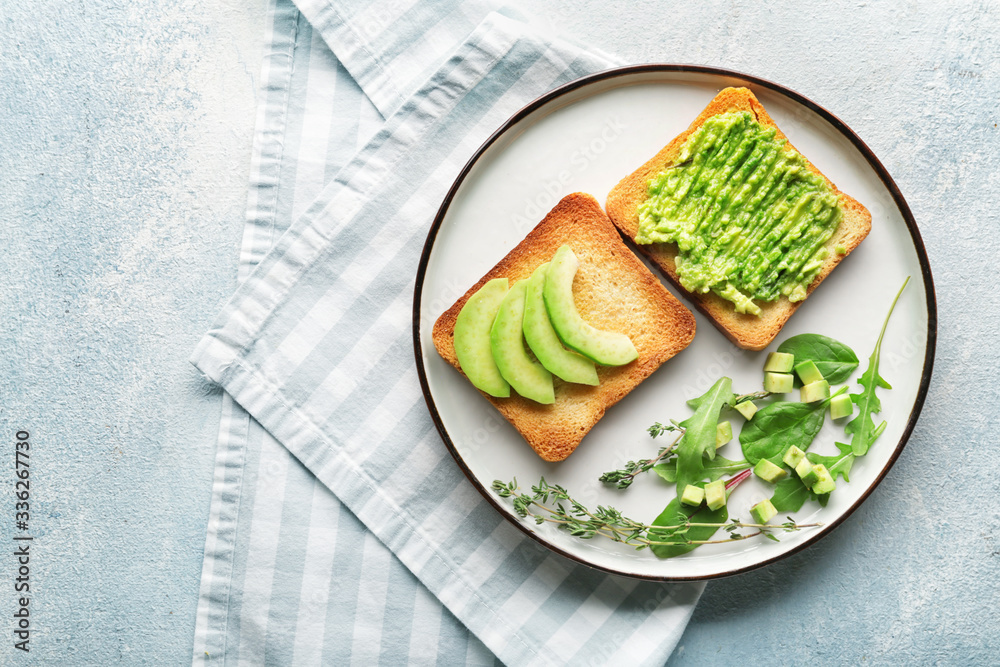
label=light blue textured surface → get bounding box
[0,0,264,663]
[1,0,996,664]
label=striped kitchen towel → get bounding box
[191,2,703,664]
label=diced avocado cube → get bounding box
[750,499,777,525]
[783,445,806,469]
[716,421,733,447]
[734,400,758,420]
[835,244,847,255]
[705,480,727,511]
[830,393,853,420]
[753,458,788,483]
[800,379,830,403]
[764,351,795,373]
[794,360,824,385]
[795,458,820,486]
[680,484,704,507]
[764,372,793,393]
[812,464,836,495]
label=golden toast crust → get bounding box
[432,193,696,462]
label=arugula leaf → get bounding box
[649,496,729,559]
[777,333,860,384]
[739,391,844,465]
[653,455,750,484]
[807,442,856,482]
[674,377,734,495]
[845,277,909,456]
[770,476,816,513]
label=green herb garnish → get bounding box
[739,386,847,466]
[806,442,856,483]
[776,333,860,384]
[497,278,913,560]
[770,476,816,513]
[598,422,683,489]
[674,378,734,493]
[649,496,730,558]
[845,277,909,456]
[652,455,750,484]
[492,476,819,552]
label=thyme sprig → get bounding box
[600,391,770,491]
[732,390,772,405]
[492,478,821,550]
[647,419,684,438]
[598,423,684,489]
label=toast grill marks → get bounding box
[605,87,872,351]
[432,193,696,462]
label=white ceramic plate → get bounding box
[413,66,935,580]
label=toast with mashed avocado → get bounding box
[432,193,696,462]
[605,87,871,351]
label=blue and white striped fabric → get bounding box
[192,2,703,664]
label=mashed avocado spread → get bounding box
[636,111,842,316]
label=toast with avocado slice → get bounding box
[605,87,871,351]
[432,192,696,462]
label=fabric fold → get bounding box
[193,4,498,664]
[192,5,702,665]
[289,0,495,117]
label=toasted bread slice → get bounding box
[432,193,696,462]
[605,87,871,351]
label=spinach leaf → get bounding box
[739,397,833,465]
[777,333,859,384]
[807,442,856,482]
[845,278,908,456]
[674,377,734,495]
[650,496,729,559]
[653,455,750,484]
[770,476,815,513]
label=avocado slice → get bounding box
[734,400,758,420]
[763,372,793,393]
[454,278,511,397]
[811,464,836,495]
[680,484,704,507]
[795,458,820,487]
[753,458,788,483]
[522,263,599,385]
[716,421,733,447]
[830,393,853,420]
[794,360,824,385]
[490,281,555,404]
[750,499,777,525]
[782,445,806,469]
[800,379,830,403]
[764,351,795,373]
[704,480,727,510]
[543,245,638,366]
